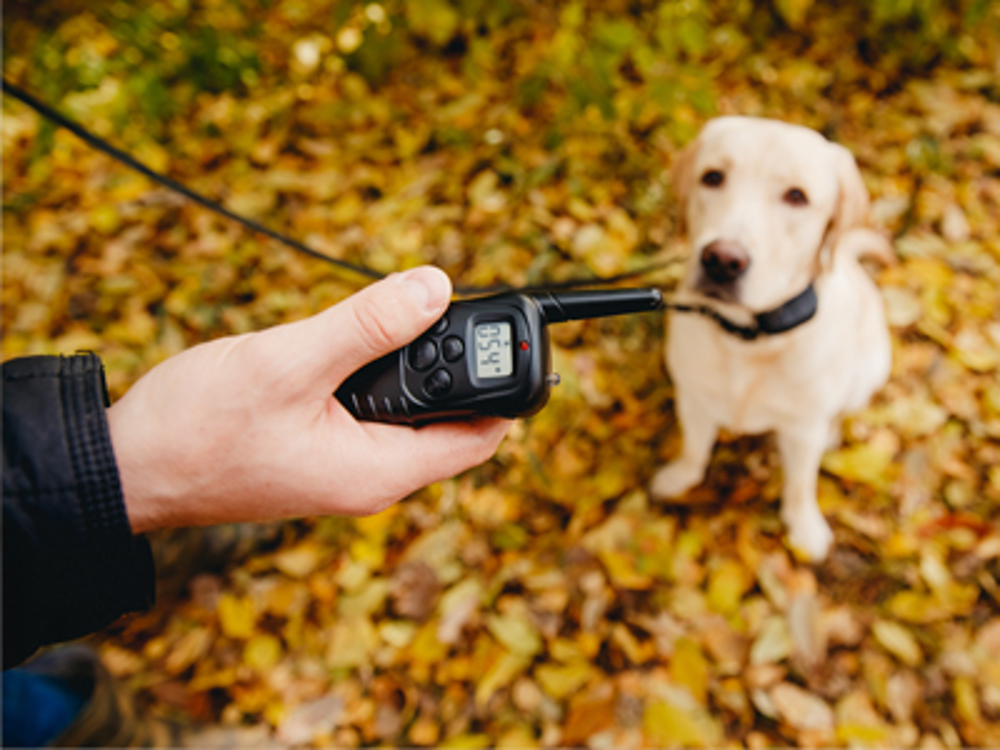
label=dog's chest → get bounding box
[667,317,814,434]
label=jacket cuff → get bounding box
[2,353,155,668]
[61,353,156,609]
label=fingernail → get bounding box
[401,267,451,313]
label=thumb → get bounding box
[300,266,452,385]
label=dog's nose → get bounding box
[700,240,750,284]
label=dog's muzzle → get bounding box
[700,240,750,285]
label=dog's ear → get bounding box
[818,142,872,270]
[670,137,701,234]
[830,143,871,241]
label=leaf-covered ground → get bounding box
[3,1,1000,746]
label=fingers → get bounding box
[344,417,511,515]
[297,267,453,386]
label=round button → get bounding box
[442,335,464,362]
[431,315,449,335]
[408,338,438,371]
[424,368,452,398]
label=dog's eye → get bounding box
[700,170,725,188]
[784,187,809,206]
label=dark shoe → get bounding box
[17,644,184,747]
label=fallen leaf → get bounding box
[217,594,256,640]
[390,561,441,620]
[872,620,924,667]
[643,698,724,747]
[770,682,835,732]
[751,616,793,665]
[276,695,345,746]
[535,661,596,700]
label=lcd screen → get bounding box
[474,321,513,378]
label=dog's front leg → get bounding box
[777,424,834,562]
[650,388,718,501]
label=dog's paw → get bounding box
[783,507,834,562]
[650,463,703,501]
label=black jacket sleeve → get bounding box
[3,353,155,669]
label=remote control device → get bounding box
[335,288,664,424]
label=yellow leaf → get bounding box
[338,578,390,618]
[188,668,238,692]
[821,442,894,488]
[218,593,256,640]
[835,691,889,745]
[550,638,586,663]
[402,521,465,575]
[348,536,386,569]
[953,677,983,725]
[405,0,459,46]
[467,171,504,211]
[872,620,923,667]
[611,622,654,665]
[952,327,999,373]
[596,548,653,590]
[496,725,539,749]
[486,613,542,657]
[644,699,723,747]
[671,638,709,704]
[409,716,441,746]
[274,541,325,579]
[707,559,752,615]
[411,619,450,666]
[583,513,658,590]
[244,634,283,672]
[475,652,532,707]
[773,0,814,28]
[89,204,120,234]
[751,616,793,665]
[441,734,492,749]
[330,191,363,225]
[355,505,399,538]
[380,620,417,649]
[266,580,307,616]
[325,617,377,670]
[535,661,596,699]
[164,627,213,675]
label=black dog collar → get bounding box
[667,283,818,341]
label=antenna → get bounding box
[532,288,664,323]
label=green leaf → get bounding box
[405,0,460,46]
[486,613,542,657]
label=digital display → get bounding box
[475,321,513,379]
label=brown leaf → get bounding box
[390,561,441,621]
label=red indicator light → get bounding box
[520,340,530,351]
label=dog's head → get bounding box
[671,116,871,312]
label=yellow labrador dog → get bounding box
[651,116,892,562]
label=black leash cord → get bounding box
[3,78,385,280]
[1,79,385,282]
[2,78,679,296]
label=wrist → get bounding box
[106,399,194,534]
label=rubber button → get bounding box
[431,315,449,335]
[408,338,438,371]
[424,368,452,398]
[442,335,464,362]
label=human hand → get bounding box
[107,267,510,533]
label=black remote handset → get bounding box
[335,288,663,424]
